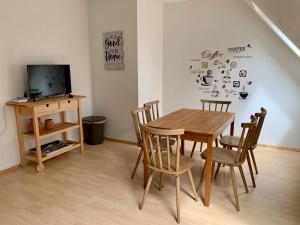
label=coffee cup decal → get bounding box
[239,70,247,77]
[239,85,249,100]
[211,84,220,97]
[200,70,213,86]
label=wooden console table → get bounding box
[7,95,86,172]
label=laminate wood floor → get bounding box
[0,141,299,225]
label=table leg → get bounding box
[230,119,235,136]
[204,138,213,207]
[143,147,149,188]
[180,139,185,155]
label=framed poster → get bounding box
[103,31,124,70]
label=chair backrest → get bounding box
[144,100,160,121]
[131,106,152,146]
[140,124,184,173]
[235,115,258,164]
[200,99,232,112]
[253,107,267,147]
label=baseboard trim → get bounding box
[258,144,300,152]
[0,165,20,176]
[105,137,137,146]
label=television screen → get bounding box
[27,65,72,99]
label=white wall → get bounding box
[88,0,138,142]
[163,0,300,148]
[0,0,94,170]
[244,0,300,49]
[137,0,164,112]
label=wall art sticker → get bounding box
[239,70,247,77]
[211,84,220,98]
[239,85,249,100]
[200,70,213,86]
[233,81,240,88]
[103,31,124,70]
[230,61,237,68]
[201,50,223,60]
[223,75,231,84]
[201,62,208,68]
[188,43,253,102]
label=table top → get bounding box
[147,108,235,139]
[7,95,86,107]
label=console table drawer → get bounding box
[60,100,78,111]
[35,103,59,114]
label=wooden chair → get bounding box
[144,100,160,121]
[197,115,257,211]
[139,124,198,224]
[131,106,175,179]
[218,107,267,187]
[190,99,232,157]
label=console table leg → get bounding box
[61,111,68,142]
[77,102,84,154]
[15,108,27,166]
[33,114,44,172]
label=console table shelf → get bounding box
[23,122,80,139]
[26,141,80,162]
[7,95,86,172]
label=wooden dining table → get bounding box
[146,108,235,207]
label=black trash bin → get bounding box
[82,116,106,145]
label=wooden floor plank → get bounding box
[0,141,299,225]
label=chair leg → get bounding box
[211,162,215,181]
[215,138,218,147]
[131,148,143,179]
[197,161,206,194]
[176,176,181,224]
[230,166,240,211]
[214,163,221,179]
[159,172,164,191]
[187,169,199,201]
[199,142,203,152]
[190,142,197,157]
[139,172,154,210]
[250,149,258,174]
[238,166,249,193]
[246,152,256,187]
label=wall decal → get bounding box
[201,62,208,68]
[200,71,213,86]
[230,61,237,68]
[223,75,231,84]
[228,46,246,53]
[201,50,223,60]
[233,81,240,88]
[233,55,252,59]
[239,85,249,100]
[103,31,124,70]
[239,70,247,77]
[188,44,253,102]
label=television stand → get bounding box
[7,95,86,172]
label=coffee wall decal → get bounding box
[188,43,253,101]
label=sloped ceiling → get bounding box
[243,0,300,49]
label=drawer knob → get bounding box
[68,100,71,103]
[46,104,49,107]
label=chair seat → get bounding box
[138,137,176,149]
[201,147,239,166]
[219,135,241,148]
[151,152,194,174]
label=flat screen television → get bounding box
[27,65,72,99]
